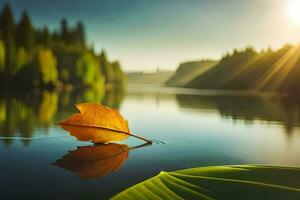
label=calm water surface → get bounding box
[1,85,300,199]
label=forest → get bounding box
[166,60,217,87]
[0,4,125,92]
[168,45,300,95]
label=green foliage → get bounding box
[75,52,104,86]
[0,3,125,90]
[14,46,28,74]
[0,40,5,71]
[113,165,300,200]
[99,51,114,83]
[111,61,126,85]
[53,46,85,85]
[166,60,218,87]
[37,48,58,84]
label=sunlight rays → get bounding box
[226,54,263,86]
[255,45,300,91]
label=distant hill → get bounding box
[165,60,218,87]
[126,70,174,85]
[185,45,300,94]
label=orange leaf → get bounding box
[59,103,131,143]
[59,103,152,144]
[53,143,129,179]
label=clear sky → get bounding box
[2,0,300,71]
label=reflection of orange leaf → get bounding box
[59,103,130,143]
[53,143,130,179]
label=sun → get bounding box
[287,0,300,25]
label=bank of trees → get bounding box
[184,45,300,94]
[167,44,300,94]
[0,3,125,90]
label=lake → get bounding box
[1,85,300,199]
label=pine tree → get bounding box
[75,21,85,46]
[36,26,51,46]
[42,27,51,46]
[0,4,16,71]
[60,18,69,43]
[17,11,35,54]
[51,31,60,43]
[35,26,51,46]
[0,4,15,37]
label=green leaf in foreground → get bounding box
[112,165,300,200]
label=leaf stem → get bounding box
[129,133,153,144]
[59,122,153,144]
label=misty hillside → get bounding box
[185,45,300,94]
[126,70,174,85]
[165,60,218,87]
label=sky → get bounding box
[1,0,300,71]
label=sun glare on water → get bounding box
[287,0,300,25]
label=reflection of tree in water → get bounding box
[102,88,125,109]
[0,99,36,146]
[176,94,300,136]
[38,91,58,126]
[56,87,124,120]
[0,87,125,146]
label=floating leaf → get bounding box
[53,143,129,179]
[59,103,152,144]
[112,165,300,200]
